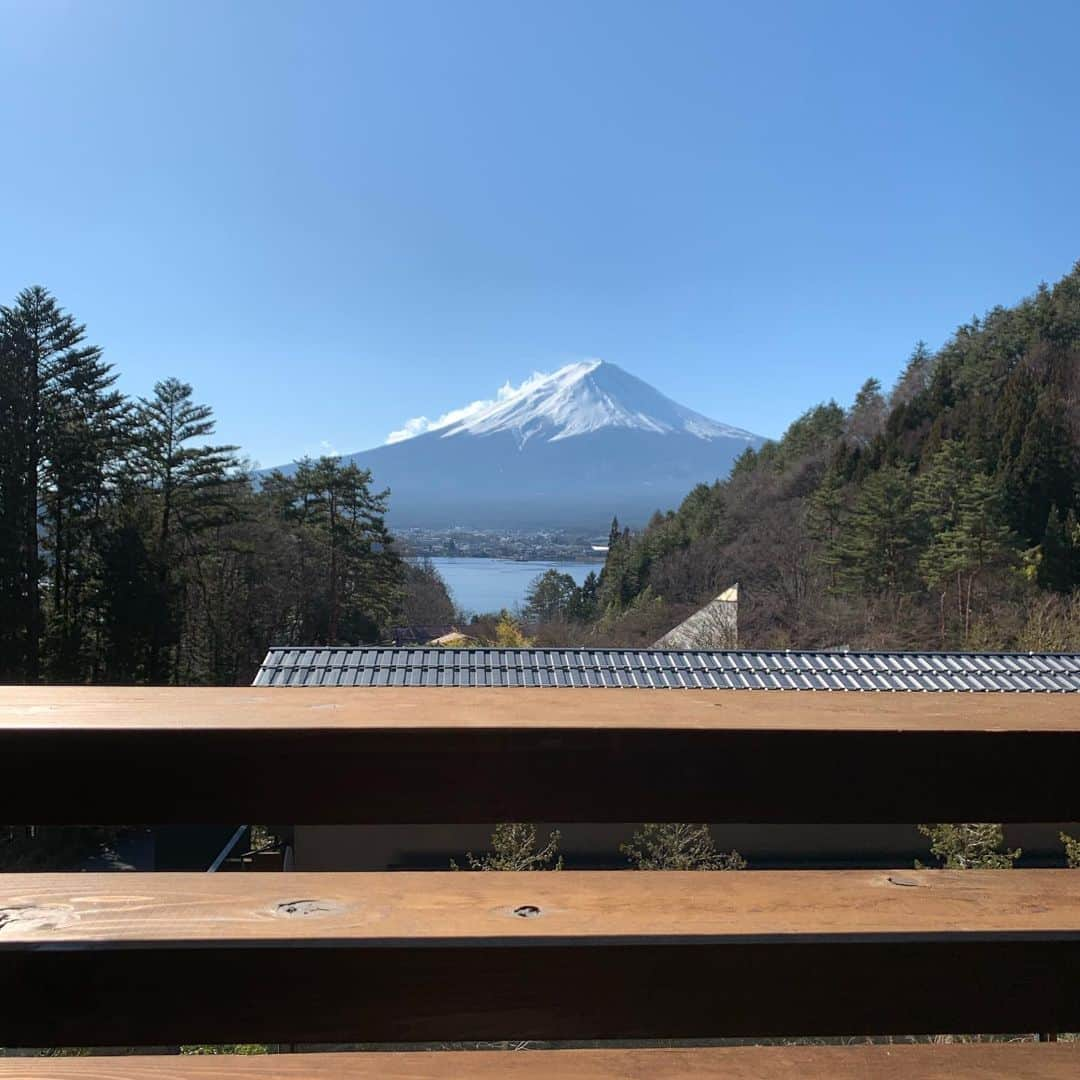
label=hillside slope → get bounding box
[594,263,1080,650]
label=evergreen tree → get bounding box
[0,287,125,681]
[1037,505,1080,592]
[827,465,917,597]
[889,341,935,407]
[131,378,240,556]
[40,368,128,679]
[606,516,621,553]
[263,456,402,644]
[913,441,1013,642]
[676,482,725,541]
[119,378,242,681]
[523,569,580,623]
[572,570,600,621]
[807,467,847,589]
[846,377,886,448]
[994,363,1075,543]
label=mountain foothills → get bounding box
[273,360,763,528]
[0,263,1079,685]
[590,263,1080,651]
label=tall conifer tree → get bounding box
[0,287,124,681]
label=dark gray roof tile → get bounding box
[252,648,1080,692]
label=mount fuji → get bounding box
[278,361,763,528]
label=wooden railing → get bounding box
[0,686,1079,1076]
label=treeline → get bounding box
[592,263,1080,649]
[0,287,446,685]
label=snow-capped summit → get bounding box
[428,360,757,447]
[273,361,764,528]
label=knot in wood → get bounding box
[0,904,69,933]
[274,898,340,917]
[513,904,542,919]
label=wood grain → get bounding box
[2,872,1079,1045]
[1,688,1077,823]
[2,870,1079,946]
[1,1045,1078,1080]
[1,685,1077,731]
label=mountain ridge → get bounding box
[271,362,764,528]
[417,360,757,446]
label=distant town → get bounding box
[396,526,608,563]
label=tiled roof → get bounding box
[254,647,1080,692]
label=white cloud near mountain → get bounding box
[384,367,568,444]
[385,402,486,444]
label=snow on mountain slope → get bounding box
[270,361,764,527]
[399,360,757,447]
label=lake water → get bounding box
[426,557,600,615]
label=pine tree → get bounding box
[889,341,935,407]
[40,367,129,679]
[0,287,125,681]
[807,467,847,589]
[122,378,242,681]
[994,366,1075,544]
[914,441,1013,642]
[523,569,580,623]
[263,457,401,644]
[131,379,240,555]
[606,516,621,552]
[572,570,599,621]
[827,465,917,597]
[1037,505,1079,592]
[846,378,886,448]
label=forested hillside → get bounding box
[0,287,425,685]
[5,266,1080,676]
[592,264,1080,650]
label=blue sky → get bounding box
[2,1,1078,465]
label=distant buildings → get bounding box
[398,525,606,563]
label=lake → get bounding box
[425,557,601,615]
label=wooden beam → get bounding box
[3,1044,1079,1079]
[3,685,1076,731]
[0,688,1077,823]
[2,870,1079,1045]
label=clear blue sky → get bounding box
[2,1,1078,465]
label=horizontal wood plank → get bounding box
[3,685,1077,731]
[3,1045,1079,1080]
[2,871,1079,1045]
[1,688,1077,822]
[4,869,1080,945]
